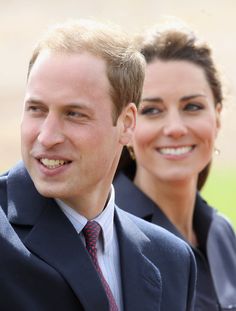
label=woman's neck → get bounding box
[133,171,198,246]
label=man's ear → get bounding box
[119,102,136,145]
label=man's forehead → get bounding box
[33,49,106,70]
[28,50,108,87]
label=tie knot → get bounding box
[83,221,101,249]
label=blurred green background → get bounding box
[202,166,236,229]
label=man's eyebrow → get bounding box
[25,98,91,109]
[64,103,92,109]
[25,98,43,104]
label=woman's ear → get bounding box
[215,103,222,134]
[119,103,137,145]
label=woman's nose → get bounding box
[162,112,188,138]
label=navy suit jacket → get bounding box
[114,172,236,311]
[0,162,196,311]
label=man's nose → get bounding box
[37,113,65,148]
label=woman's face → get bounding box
[132,59,221,184]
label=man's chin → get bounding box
[33,182,60,199]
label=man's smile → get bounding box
[39,158,71,169]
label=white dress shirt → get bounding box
[56,185,123,311]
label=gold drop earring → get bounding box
[127,146,136,160]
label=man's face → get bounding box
[21,50,135,211]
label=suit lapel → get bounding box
[115,208,162,311]
[6,162,109,310]
[114,173,184,240]
[7,163,161,310]
[24,204,110,311]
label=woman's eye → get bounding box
[184,103,203,111]
[139,106,162,115]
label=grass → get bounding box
[201,167,236,230]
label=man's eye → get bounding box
[27,105,37,111]
[67,111,87,119]
[67,111,80,117]
[26,105,43,113]
[184,103,203,111]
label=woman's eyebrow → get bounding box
[180,94,206,101]
[141,96,163,103]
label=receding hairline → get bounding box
[28,19,137,65]
[26,19,146,125]
[28,19,143,80]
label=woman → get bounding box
[114,25,236,311]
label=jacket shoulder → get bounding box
[117,206,194,258]
[210,210,236,245]
[115,206,196,311]
[0,170,9,214]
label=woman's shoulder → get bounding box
[197,193,236,238]
[200,197,236,308]
[211,210,236,242]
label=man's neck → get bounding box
[58,184,112,220]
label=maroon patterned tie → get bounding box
[83,221,119,311]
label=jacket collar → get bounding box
[114,207,162,311]
[114,172,216,248]
[7,161,53,225]
[23,205,162,311]
[24,202,111,311]
[192,194,215,253]
[114,173,183,238]
[198,196,236,309]
[7,163,162,311]
[114,172,155,220]
[115,172,236,310]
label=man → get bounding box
[0,20,196,310]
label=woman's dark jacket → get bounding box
[114,172,236,311]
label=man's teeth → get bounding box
[40,158,67,169]
[159,146,193,155]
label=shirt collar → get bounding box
[56,185,115,253]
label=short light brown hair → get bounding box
[28,19,145,124]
